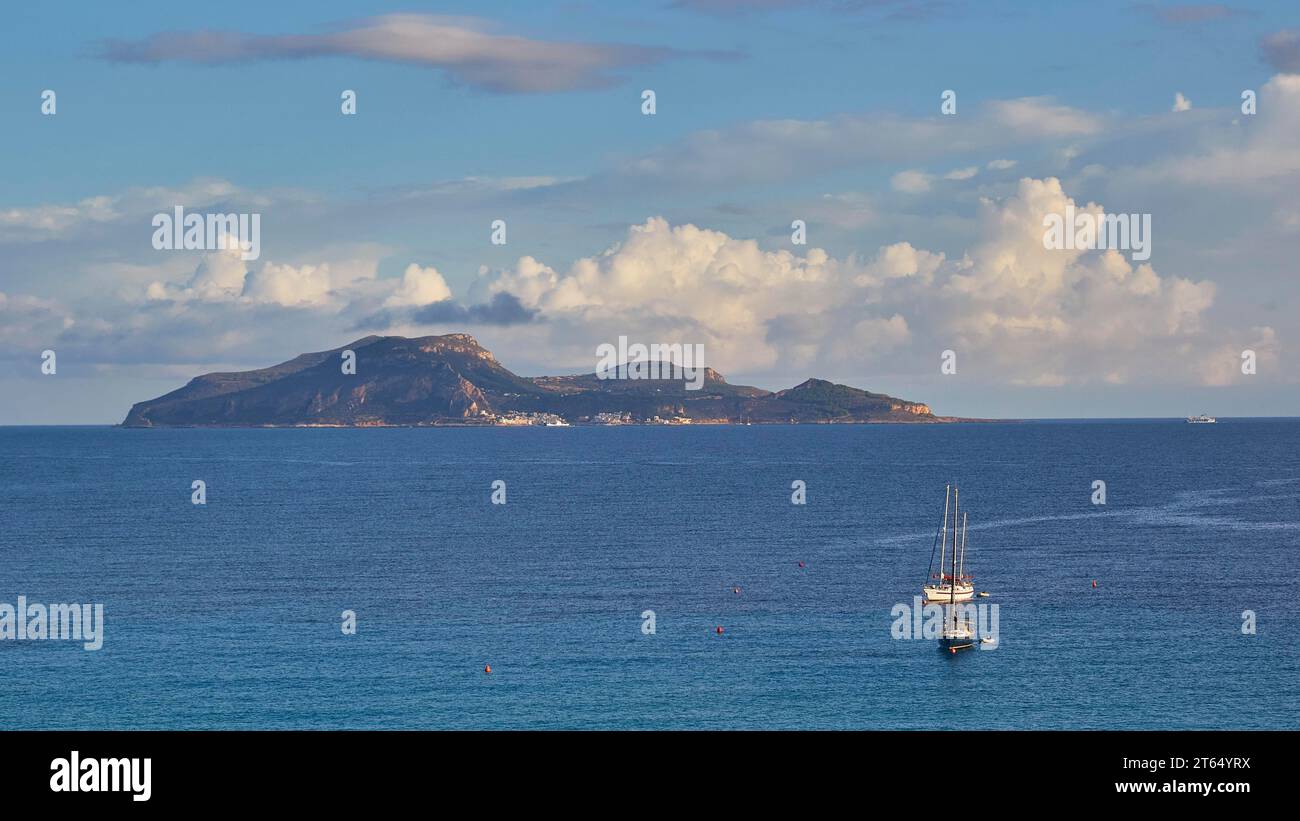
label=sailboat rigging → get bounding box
[923,484,974,604]
[923,484,978,653]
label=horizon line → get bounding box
[2,416,1299,428]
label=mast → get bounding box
[938,484,950,580]
[959,512,967,580]
[950,486,959,616]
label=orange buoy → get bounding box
[949,647,957,655]
[484,664,492,674]
[715,626,724,635]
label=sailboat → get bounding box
[923,484,974,604]
[925,484,977,653]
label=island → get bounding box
[121,334,962,427]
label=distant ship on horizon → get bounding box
[1186,414,1217,424]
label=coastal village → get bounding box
[491,411,695,426]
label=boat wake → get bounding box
[876,510,1116,546]
[875,488,1300,546]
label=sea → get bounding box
[1,420,1297,729]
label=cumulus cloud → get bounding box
[189,246,250,297]
[1198,328,1278,386]
[1172,92,1192,112]
[3,177,1282,394]
[943,179,1218,385]
[147,246,383,308]
[146,246,245,303]
[857,242,944,282]
[98,14,730,93]
[243,262,338,307]
[384,264,453,307]
[471,180,1258,386]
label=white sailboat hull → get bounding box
[923,583,974,603]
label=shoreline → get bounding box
[112,416,1009,429]
[9,417,1296,428]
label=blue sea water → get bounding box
[1,421,1297,729]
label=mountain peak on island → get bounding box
[122,334,945,427]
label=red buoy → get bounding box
[716,626,724,635]
[1092,580,1098,589]
[798,561,805,568]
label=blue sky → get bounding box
[2,1,1298,422]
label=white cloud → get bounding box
[473,179,1254,386]
[1172,92,1192,112]
[146,247,387,308]
[146,246,248,303]
[243,262,337,307]
[474,256,559,307]
[0,196,117,239]
[891,165,978,192]
[0,178,301,250]
[1198,328,1277,386]
[1141,74,1300,186]
[1,175,1284,398]
[190,246,250,297]
[858,242,945,282]
[986,97,1104,138]
[384,264,453,307]
[891,170,933,193]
